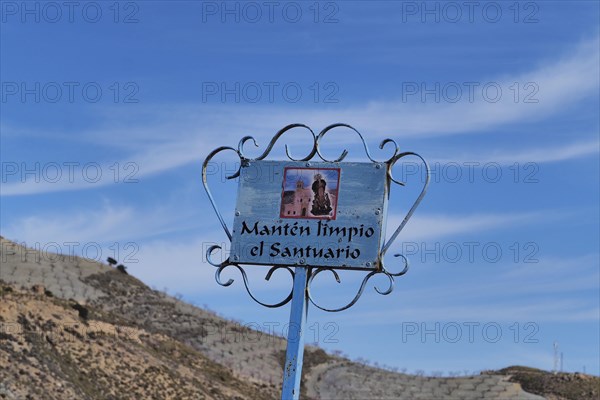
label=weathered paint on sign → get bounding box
[230,160,388,270]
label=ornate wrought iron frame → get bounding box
[202,123,430,312]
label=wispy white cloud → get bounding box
[332,253,599,324]
[431,138,600,165]
[129,236,296,294]
[1,201,197,245]
[385,211,563,242]
[0,135,212,196]
[407,254,600,299]
[338,296,598,324]
[186,36,599,138]
[2,37,598,196]
[127,236,222,294]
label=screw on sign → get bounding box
[201,123,429,400]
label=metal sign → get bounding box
[231,161,387,270]
[201,123,429,400]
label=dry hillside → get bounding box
[2,236,597,399]
[0,281,275,399]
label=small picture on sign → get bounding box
[280,167,340,220]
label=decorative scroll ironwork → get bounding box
[201,123,430,311]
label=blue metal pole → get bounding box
[281,267,309,400]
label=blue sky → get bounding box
[1,1,599,376]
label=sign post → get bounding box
[281,267,308,399]
[202,123,429,400]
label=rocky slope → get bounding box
[489,367,599,400]
[0,281,275,399]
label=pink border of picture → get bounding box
[279,167,340,220]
